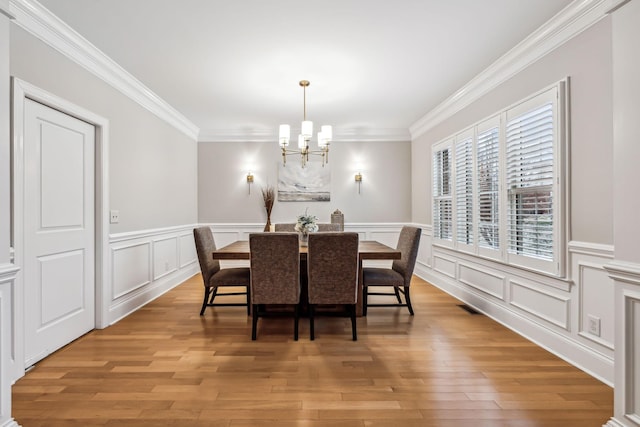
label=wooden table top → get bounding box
[213,239,401,261]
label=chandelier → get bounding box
[278,80,332,167]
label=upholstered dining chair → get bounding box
[273,223,295,232]
[249,232,301,341]
[193,226,251,315]
[363,226,421,316]
[307,232,359,341]
[274,223,340,232]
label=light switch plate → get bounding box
[110,210,120,224]
[587,315,601,337]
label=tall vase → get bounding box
[299,232,308,246]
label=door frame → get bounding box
[11,77,110,381]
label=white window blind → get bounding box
[506,102,554,260]
[455,137,473,245]
[433,147,452,241]
[476,126,500,250]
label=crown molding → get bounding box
[0,0,14,19]
[197,127,411,143]
[9,0,200,140]
[409,0,613,139]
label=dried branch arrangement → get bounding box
[262,186,275,231]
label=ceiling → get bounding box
[36,0,574,141]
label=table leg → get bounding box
[356,258,364,317]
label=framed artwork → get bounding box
[278,162,330,202]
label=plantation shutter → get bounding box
[455,136,473,245]
[433,146,452,241]
[476,125,500,250]
[506,102,554,260]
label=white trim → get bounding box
[11,78,110,383]
[8,0,199,141]
[110,223,199,243]
[409,0,612,139]
[569,240,615,258]
[605,261,640,286]
[198,128,411,143]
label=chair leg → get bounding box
[363,286,368,316]
[294,304,299,341]
[309,304,315,341]
[246,286,251,315]
[394,287,402,303]
[251,304,259,340]
[200,288,211,316]
[350,304,357,341]
[404,286,414,315]
[209,287,219,304]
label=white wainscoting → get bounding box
[413,225,615,386]
[0,264,19,427]
[108,224,199,325]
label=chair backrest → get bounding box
[317,223,341,232]
[193,226,221,286]
[274,223,296,232]
[249,233,300,305]
[274,223,340,232]
[392,226,422,287]
[307,232,359,305]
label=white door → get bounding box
[23,99,95,367]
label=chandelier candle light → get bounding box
[279,80,332,167]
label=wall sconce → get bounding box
[246,172,254,194]
[355,172,363,194]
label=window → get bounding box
[455,134,473,247]
[476,122,500,252]
[432,82,565,276]
[433,146,452,241]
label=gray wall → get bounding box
[198,140,412,224]
[411,18,613,245]
[10,25,198,233]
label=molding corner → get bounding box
[9,0,199,140]
[409,0,612,139]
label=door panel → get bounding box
[23,99,95,367]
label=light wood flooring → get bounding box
[12,274,613,426]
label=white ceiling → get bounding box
[36,0,573,141]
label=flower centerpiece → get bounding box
[295,209,318,245]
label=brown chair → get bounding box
[363,226,421,316]
[193,226,250,315]
[273,223,296,232]
[249,232,301,341]
[307,232,359,341]
[274,223,340,232]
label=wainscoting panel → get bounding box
[433,254,456,279]
[509,280,570,330]
[0,264,19,426]
[111,242,151,300]
[179,232,197,269]
[459,263,505,300]
[152,236,178,281]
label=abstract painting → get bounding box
[278,161,331,202]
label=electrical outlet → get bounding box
[587,315,601,337]
[110,210,119,224]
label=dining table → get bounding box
[212,239,401,316]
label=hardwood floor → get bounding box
[12,274,613,426]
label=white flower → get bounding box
[295,210,318,233]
